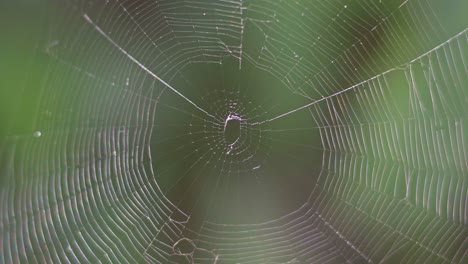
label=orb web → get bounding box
[0,0,467,263]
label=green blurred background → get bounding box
[0,0,467,263]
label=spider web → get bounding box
[0,0,467,263]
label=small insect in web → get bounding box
[223,113,241,154]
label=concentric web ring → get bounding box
[0,0,467,263]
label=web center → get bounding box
[223,113,241,146]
